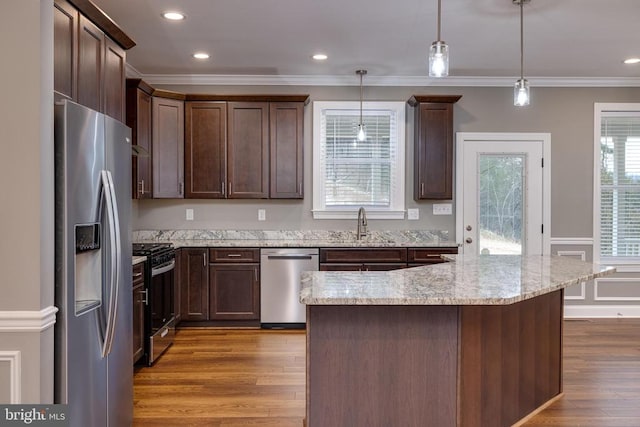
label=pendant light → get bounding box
[514,0,530,106]
[428,0,449,77]
[356,69,367,142]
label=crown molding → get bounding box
[125,63,143,79]
[140,73,640,87]
[0,306,58,332]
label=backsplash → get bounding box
[133,229,450,243]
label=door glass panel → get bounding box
[478,155,525,255]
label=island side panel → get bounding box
[306,305,459,427]
[458,289,563,427]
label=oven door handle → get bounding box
[152,259,176,277]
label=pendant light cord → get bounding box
[437,0,442,41]
[520,0,524,80]
[359,72,363,127]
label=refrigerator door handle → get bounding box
[100,170,120,358]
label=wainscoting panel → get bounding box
[0,351,21,404]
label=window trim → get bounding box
[312,101,406,220]
[593,103,640,264]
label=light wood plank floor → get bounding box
[133,319,640,426]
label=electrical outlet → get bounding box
[407,208,419,220]
[258,209,266,221]
[433,203,452,215]
[186,209,194,221]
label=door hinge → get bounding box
[541,158,544,167]
[541,224,544,234]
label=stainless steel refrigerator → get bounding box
[54,100,133,427]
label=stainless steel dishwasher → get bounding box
[260,248,319,328]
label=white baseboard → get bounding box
[564,304,640,318]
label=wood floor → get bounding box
[133,319,640,427]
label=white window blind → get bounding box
[599,113,640,258]
[312,101,405,219]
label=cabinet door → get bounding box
[127,86,153,199]
[270,102,304,198]
[53,0,77,101]
[179,248,209,321]
[209,264,260,320]
[132,264,145,364]
[103,38,126,121]
[414,102,454,200]
[153,97,185,198]
[185,102,227,198]
[227,102,269,198]
[77,14,103,112]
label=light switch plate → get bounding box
[186,209,194,220]
[407,208,419,220]
[433,203,452,215]
[258,209,266,221]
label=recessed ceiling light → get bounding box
[624,57,640,64]
[312,54,328,61]
[193,52,210,60]
[162,11,185,21]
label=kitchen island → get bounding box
[300,255,614,427]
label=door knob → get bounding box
[466,225,472,231]
[465,238,473,244]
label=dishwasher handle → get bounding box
[266,255,315,260]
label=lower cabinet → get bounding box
[209,264,260,320]
[132,263,145,364]
[319,248,408,272]
[179,248,209,321]
[179,247,260,323]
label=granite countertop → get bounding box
[132,256,146,266]
[300,254,616,306]
[132,229,458,248]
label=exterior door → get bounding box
[456,133,550,255]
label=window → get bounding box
[595,104,640,262]
[312,101,405,219]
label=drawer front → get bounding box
[320,248,407,263]
[133,263,145,286]
[209,248,260,263]
[407,247,458,264]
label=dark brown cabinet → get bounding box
[270,102,304,198]
[126,80,153,199]
[153,95,185,198]
[319,248,408,271]
[227,102,269,198]
[184,96,307,200]
[409,95,461,200]
[103,38,126,122]
[208,249,260,320]
[54,0,77,101]
[53,0,132,121]
[132,263,145,364]
[77,14,103,113]
[408,247,458,266]
[185,102,227,198]
[179,248,209,321]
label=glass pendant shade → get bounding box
[429,41,449,77]
[514,78,530,106]
[357,123,366,141]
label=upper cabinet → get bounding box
[185,101,227,198]
[126,79,153,199]
[227,102,269,198]
[153,93,185,198]
[269,102,304,199]
[53,0,134,121]
[184,95,308,200]
[408,95,462,200]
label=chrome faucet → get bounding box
[356,207,368,240]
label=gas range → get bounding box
[132,243,174,267]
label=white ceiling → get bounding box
[92,0,640,86]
